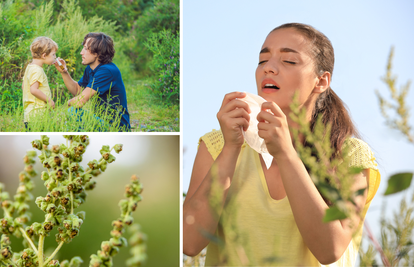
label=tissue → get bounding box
[241,92,274,169]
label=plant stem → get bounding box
[38,213,51,266]
[364,221,391,266]
[38,235,45,266]
[43,241,64,266]
[19,227,38,254]
[70,191,74,214]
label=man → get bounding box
[55,32,130,131]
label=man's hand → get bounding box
[54,57,68,74]
[67,87,96,108]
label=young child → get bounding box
[22,36,57,128]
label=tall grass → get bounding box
[0,94,125,132]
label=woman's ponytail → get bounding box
[311,88,360,156]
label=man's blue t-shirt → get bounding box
[78,63,130,130]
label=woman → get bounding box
[183,23,380,266]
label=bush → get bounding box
[129,0,179,74]
[144,29,179,105]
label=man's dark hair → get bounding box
[82,32,115,64]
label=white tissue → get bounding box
[241,92,273,169]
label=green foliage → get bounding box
[363,193,414,266]
[384,173,414,196]
[144,29,180,105]
[0,79,23,114]
[130,0,179,73]
[289,92,362,222]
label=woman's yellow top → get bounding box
[200,129,380,267]
[23,64,52,122]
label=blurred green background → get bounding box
[0,134,179,266]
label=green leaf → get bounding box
[323,206,348,222]
[384,172,413,195]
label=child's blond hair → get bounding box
[30,37,58,59]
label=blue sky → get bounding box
[183,0,414,243]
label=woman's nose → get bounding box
[263,59,279,75]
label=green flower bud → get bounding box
[41,171,50,181]
[31,140,42,150]
[62,158,69,169]
[17,203,30,215]
[82,174,93,184]
[25,226,34,237]
[1,247,12,259]
[103,153,116,164]
[85,181,97,191]
[101,241,112,253]
[60,260,70,267]
[24,165,37,177]
[108,246,119,257]
[1,235,11,246]
[71,216,83,229]
[46,204,57,214]
[99,160,107,172]
[114,144,123,154]
[41,135,50,145]
[77,144,85,153]
[112,220,123,230]
[69,256,83,267]
[1,198,11,208]
[26,150,37,158]
[23,155,35,165]
[54,156,62,167]
[110,229,122,239]
[52,145,61,154]
[70,162,80,172]
[91,169,101,177]
[45,179,57,191]
[99,145,110,155]
[77,211,86,221]
[80,135,88,143]
[16,185,27,194]
[43,221,53,232]
[123,215,134,226]
[118,199,129,214]
[61,197,70,206]
[62,149,71,158]
[70,228,79,238]
[87,160,99,170]
[47,260,60,267]
[31,222,42,234]
[90,255,103,267]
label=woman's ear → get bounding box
[313,71,331,94]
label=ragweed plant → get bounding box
[376,46,413,144]
[0,135,146,267]
[359,47,414,267]
[289,92,364,222]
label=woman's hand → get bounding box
[216,92,251,148]
[257,101,295,159]
[54,57,68,74]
